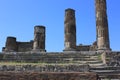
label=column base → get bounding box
[32,49,46,53]
[97,47,111,52]
[63,48,76,52]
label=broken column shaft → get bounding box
[95,0,111,51]
[64,8,76,51]
[33,25,46,52]
[4,37,18,52]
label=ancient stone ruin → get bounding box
[2,0,111,52]
[2,25,46,52]
[1,0,120,80]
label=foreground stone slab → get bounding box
[0,72,98,80]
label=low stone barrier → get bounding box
[0,72,98,80]
[0,64,89,72]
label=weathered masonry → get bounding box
[95,0,111,51]
[2,25,46,52]
[33,25,46,52]
[1,0,120,80]
[2,37,33,52]
[2,0,111,52]
[64,8,76,51]
[63,0,111,51]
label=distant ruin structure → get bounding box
[95,0,111,51]
[2,26,46,52]
[2,0,111,52]
[2,37,33,52]
[1,0,120,79]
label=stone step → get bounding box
[0,53,102,63]
[89,63,105,67]
[72,61,103,64]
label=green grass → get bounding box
[0,62,87,66]
[97,54,102,60]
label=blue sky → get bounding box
[0,0,120,52]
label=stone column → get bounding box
[95,0,111,51]
[63,8,76,51]
[33,25,46,52]
[5,37,18,52]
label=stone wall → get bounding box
[0,64,89,72]
[0,72,98,80]
[76,41,97,51]
[2,38,33,52]
[76,45,90,51]
[17,41,33,52]
[106,51,120,66]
